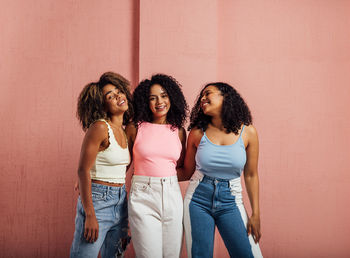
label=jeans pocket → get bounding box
[91,192,104,201]
[229,183,242,195]
[131,182,150,193]
[185,179,200,199]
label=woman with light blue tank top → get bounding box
[179,82,263,258]
[70,72,133,258]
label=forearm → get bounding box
[176,167,193,181]
[78,169,95,216]
[244,173,260,216]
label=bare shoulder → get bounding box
[243,125,259,146]
[87,120,108,135]
[125,122,137,139]
[178,127,186,137]
[177,127,187,143]
[244,124,258,137]
[189,127,203,138]
[125,122,137,133]
[188,127,203,146]
[84,120,108,143]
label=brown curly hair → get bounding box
[77,72,133,131]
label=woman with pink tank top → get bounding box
[125,74,188,258]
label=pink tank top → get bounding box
[133,122,182,177]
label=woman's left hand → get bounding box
[247,214,261,243]
[74,181,80,193]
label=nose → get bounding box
[115,91,121,99]
[201,95,206,102]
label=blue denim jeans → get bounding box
[184,171,263,258]
[70,183,129,258]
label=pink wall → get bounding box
[217,1,350,257]
[0,0,138,257]
[1,0,350,257]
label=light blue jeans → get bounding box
[70,183,129,258]
[184,171,263,258]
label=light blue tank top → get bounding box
[195,125,246,180]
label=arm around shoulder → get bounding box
[177,128,202,181]
[176,127,187,170]
[125,122,137,162]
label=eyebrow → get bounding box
[104,88,120,98]
[104,91,113,98]
[149,91,167,97]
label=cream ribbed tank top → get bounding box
[90,119,130,183]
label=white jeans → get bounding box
[128,175,183,258]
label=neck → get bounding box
[152,116,167,124]
[210,115,225,131]
[108,114,124,127]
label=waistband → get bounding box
[132,175,178,184]
[191,170,241,187]
[91,182,125,193]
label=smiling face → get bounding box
[149,84,171,122]
[102,84,128,116]
[200,85,224,116]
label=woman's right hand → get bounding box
[84,214,99,243]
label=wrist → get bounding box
[251,211,260,217]
[85,210,96,217]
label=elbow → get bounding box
[77,168,89,178]
[244,170,258,181]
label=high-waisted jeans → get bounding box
[184,170,263,258]
[128,175,183,258]
[70,183,129,258]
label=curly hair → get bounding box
[77,72,133,131]
[132,74,188,129]
[189,82,252,134]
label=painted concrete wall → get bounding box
[0,0,138,257]
[1,0,349,257]
[217,1,350,257]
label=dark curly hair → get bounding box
[132,74,188,129]
[189,82,252,134]
[77,72,133,131]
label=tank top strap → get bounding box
[99,119,115,145]
[239,125,245,138]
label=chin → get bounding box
[202,108,209,115]
[203,110,213,117]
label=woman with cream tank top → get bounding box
[70,72,133,258]
[126,74,188,258]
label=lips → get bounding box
[201,101,209,109]
[117,100,126,106]
[155,105,166,111]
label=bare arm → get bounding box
[125,123,137,170]
[243,125,261,243]
[77,121,108,243]
[177,128,202,181]
[176,127,187,168]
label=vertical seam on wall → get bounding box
[131,0,140,89]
